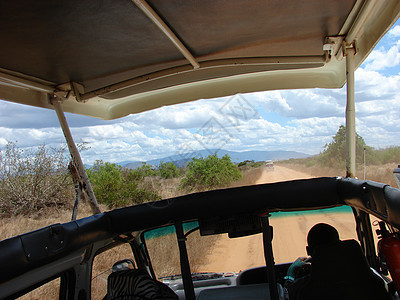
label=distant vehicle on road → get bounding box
[265,160,274,170]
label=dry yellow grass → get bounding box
[231,166,265,187]
[146,230,219,279]
[278,162,398,187]
[364,163,399,187]
[144,177,187,199]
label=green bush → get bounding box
[134,162,158,177]
[367,146,400,165]
[87,161,160,208]
[238,160,265,169]
[180,154,242,191]
[159,161,179,179]
[238,160,254,167]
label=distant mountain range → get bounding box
[121,149,310,169]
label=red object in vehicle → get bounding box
[378,234,400,293]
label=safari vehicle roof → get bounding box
[0,0,399,119]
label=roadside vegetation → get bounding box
[0,145,255,218]
[238,160,265,169]
[0,142,74,217]
[86,160,160,208]
[180,154,242,192]
[279,125,399,186]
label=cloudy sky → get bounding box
[1,22,399,165]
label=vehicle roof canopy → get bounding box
[1,0,399,119]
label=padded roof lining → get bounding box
[1,0,399,119]
[149,0,353,58]
[0,0,355,92]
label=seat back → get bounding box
[197,283,285,300]
[236,266,268,285]
[297,240,390,300]
[106,268,178,300]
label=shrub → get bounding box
[87,161,160,208]
[134,162,158,177]
[238,160,254,167]
[0,142,74,216]
[159,161,179,179]
[367,146,400,165]
[86,161,125,207]
[180,154,242,191]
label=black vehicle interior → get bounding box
[295,239,391,300]
[1,177,399,299]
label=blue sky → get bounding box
[0,21,399,165]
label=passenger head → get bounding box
[306,223,340,256]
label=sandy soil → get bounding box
[255,165,314,184]
[201,166,358,272]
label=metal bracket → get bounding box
[50,89,69,103]
[71,82,85,102]
[323,36,358,62]
[51,82,86,103]
[343,40,358,57]
[323,36,345,61]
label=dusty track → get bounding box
[255,165,314,184]
[201,166,357,273]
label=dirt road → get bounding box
[201,166,357,273]
[255,165,314,184]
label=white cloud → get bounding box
[251,89,343,119]
[363,43,400,71]
[389,25,400,38]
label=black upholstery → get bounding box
[237,266,268,285]
[295,240,391,300]
[237,264,291,286]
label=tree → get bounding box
[0,142,74,216]
[180,154,242,191]
[319,125,372,167]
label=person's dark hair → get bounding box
[306,223,340,255]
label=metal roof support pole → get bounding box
[345,45,356,178]
[51,99,101,215]
[260,214,279,300]
[132,0,200,69]
[346,44,379,268]
[175,221,195,300]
